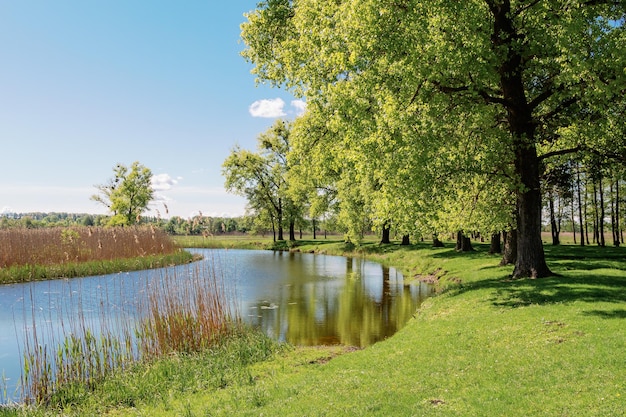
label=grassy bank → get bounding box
[7,237,626,416]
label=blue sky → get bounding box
[0,1,303,218]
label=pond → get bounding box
[0,248,433,402]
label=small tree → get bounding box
[91,161,154,226]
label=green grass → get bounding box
[7,236,626,416]
[0,250,197,284]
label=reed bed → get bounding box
[0,226,194,284]
[18,259,239,408]
[0,226,177,269]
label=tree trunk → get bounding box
[456,231,474,252]
[277,199,284,241]
[489,232,502,254]
[577,164,585,246]
[380,223,391,244]
[549,194,560,245]
[599,176,606,247]
[432,235,444,247]
[500,229,517,266]
[312,219,317,240]
[612,178,620,247]
[490,1,551,278]
[592,181,599,244]
[401,234,410,246]
[571,195,577,245]
[289,220,296,241]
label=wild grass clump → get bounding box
[18,260,241,409]
[0,226,189,284]
[136,262,237,358]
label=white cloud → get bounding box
[291,99,306,116]
[249,98,287,118]
[151,173,180,191]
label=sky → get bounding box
[0,1,304,219]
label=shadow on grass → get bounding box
[444,269,626,310]
[583,309,626,319]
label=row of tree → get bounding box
[233,0,625,278]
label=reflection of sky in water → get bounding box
[0,249,433,403]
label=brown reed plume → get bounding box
[0,226,177,269]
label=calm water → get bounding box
[0,248,432,401]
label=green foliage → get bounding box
[241,0,626,277]
[91,162,154,226]
[223,120,303,241]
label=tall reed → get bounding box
[0,226,177,269]
[18,257,237,407]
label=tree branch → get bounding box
[538,146,582,161]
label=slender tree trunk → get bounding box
[613,178,620,247]
[571,195,577,245]
[500,229,517,266]
[312,219,317,240]
[489,232,502,254]
[549,194,560,245]
[401,234,410,246]
[599,176,606,247]
[593,181,599,244]
[577,164,585,246]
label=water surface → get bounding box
[0,249,432,401]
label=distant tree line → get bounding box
[0,211,346,238]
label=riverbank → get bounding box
[159,238,626,416]
[8,237,626,416]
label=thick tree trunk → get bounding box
[513,154,552,277]
[489,232,502,254]
[289,220,296,241]
[432,235,444,247]
[490,0,552,278]
[455,231,474,252]
[401,234,410,246]
[500,229,517,266]
[380,223,391,244]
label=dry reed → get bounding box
[0,226,177,269]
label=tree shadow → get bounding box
[583,309,626,319]
[445,272,626,309]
